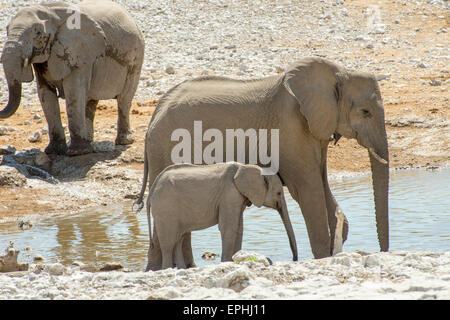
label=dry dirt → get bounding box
[0,0,448,221]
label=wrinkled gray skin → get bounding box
[0,0,144,156]
[146,162,298,271]
[136,57,389,266]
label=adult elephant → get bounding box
[0,0,144,156]
[136,57,389,267]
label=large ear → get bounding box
[47,12,106,80]
[233,165,267,208]
[283,58,340,141]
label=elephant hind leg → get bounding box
[85,100,98,143]
[146,228,162,272]
[174,235,187,269]
[115,70,140,145]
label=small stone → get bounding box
[100,262,123,271]
[232,250,271,267]
[33,255,45,263]
[224,45,236,50]
[46,263,65,276]
[71,261,85,268]
[0,127,8,136]
[239,64,249,72]
[364,255,380,267]
[0,145,16,155]
[28,131,42,143]
[0,243,29,272]
[202,252,219,261]
[33,114,41,120]
[418,62,428,68]
[165,65,175,74]
[24,121,32,126]
[18,221,33,230]
[429,79,441,86]
[0,166,27,187]
[209,45,218,50]
[376,74,390,81]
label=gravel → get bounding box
[0,0,448,103]
[0,250,449,300]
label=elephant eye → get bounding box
[277,192,282,196]
[361,109,372,118]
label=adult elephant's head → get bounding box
[0,4,106,118]
[283,57,390,252]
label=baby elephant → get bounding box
[146,162,298,270]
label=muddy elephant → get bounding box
[145,162,298,271]
[0,0,145,156]
[136,57,389,263]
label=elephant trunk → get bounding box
[277,196,298,261]
[369,141,389,252]
[0,44,24,119]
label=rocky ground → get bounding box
[0,0,448,300]
[0,250,449,299]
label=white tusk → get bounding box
[332,208,344,256]
[368,148,388,165]
[23,57,29,68]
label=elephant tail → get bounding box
[146,197,154,250]
[133,139,149,213]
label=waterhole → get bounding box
[1,168,449,271]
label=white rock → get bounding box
[45,263,65,276]
[232,250,271,267]
[165,65,175,74]
[28,131,42,143]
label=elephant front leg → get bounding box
[63,67,93,156]
[287,168,332,259]
[36,77,67,155]
[218,204,242,261]
[321,147,349,255]
[233,211,244,254]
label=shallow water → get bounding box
[1,168,449,271]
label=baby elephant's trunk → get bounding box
[277,197,298,261]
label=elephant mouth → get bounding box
[355,133,388,165]
[368,148,388,165]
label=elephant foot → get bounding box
[115,132,134,145]
[67,138,93,157]
[45,140,68,155]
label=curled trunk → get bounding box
[1,45,24,119]
[0,81,22,118]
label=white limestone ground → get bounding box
[0,250,449,300]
